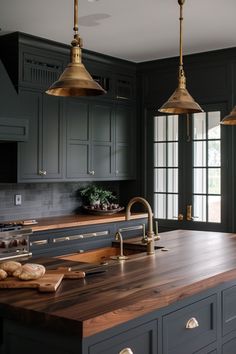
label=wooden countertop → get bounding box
[1,230,236,338]
[17,212,148,232]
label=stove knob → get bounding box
[21,239,28,246]
[0,241,6,248]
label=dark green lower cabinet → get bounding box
[88,321,158,354]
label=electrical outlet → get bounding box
[14,194,22,206]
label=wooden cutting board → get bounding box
[0,273,64,292]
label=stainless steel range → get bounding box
[0,223,32,261]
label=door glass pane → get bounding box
[154,169,166,192]
[154,194,166,219]
[194,168,206,194]
[168,169,178,193]
[208,112,221,139]
[154,143,166,167]
[168,142,178,167]
[208,168,221,194]
[168,116,178,141]
[167,194,178,220]
[208,141,221,166]
[193,195,206,222]
[194,141,206,167]
[154,116,166,141]
[208,196,221,222]
[193,113,206,140]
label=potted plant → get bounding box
[79,185,119,211]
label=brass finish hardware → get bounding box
[53,231,108,243]
[39,170,47,176]
[221,106,236,125]
[116,96,129,100]
[158,0,203,114]
[186,204,192,221]
[46,0,106,97]
[185,317,199,329]
[30,239,48,247]
[110,232,128,261]
[178,213,184,221]
[119,349,133,354]
[89,170,95,175]
[118,225,144,233]
[126,197,155,255]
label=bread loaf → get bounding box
[0,261,22,276]
[13,263,45,280]
[0,269,7,280]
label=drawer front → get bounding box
[222,285,236,336]
[163,295,217,354]
[89,320,157,354]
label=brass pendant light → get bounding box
[158,0,203,114]
[221,106,236,125]
[46,0,106,97]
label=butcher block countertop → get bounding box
[1,229,236,338]
[21,212,148,232]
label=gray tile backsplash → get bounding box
[0,182,119,222]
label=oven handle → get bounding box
[0,252,32,261]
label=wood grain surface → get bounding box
[15,212,148,232]
[1,230,236,337]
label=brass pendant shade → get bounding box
[46,0,106,97]
[220,106,236,125]
[158,0,203,115]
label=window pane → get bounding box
[167,194,178,220]
[193,195,206,222]
[208,168,221,194]
[194,168,206,194]
[208,112,221,139]
[154,169,166,192]
[194,141,206,167]
[208,141,221,166]
[154,143,166,167]
[193,113,206,140]
[167,142,178,167]
[154,116,166,141]
[154,194,166,219]
[167,115,178,141]
[168,169,178,193]
[208,196,221,223]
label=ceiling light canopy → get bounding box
[158,0,203,115]
[46,0,106,97]
[221,106,236,125]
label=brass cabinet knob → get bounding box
[119,348,134,354]
[89,170,95,175]
[178,213,184,221]
[39,170,47,176]
[116,170,119,175]
[185,317,199,329]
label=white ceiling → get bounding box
[0,0,236,63]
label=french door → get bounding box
[145,103,230,232]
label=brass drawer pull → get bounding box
[53,231,109,243]
[185,317,199,329]
[119,348,133,354]
[38,170,47,176]
[30,239,48,246]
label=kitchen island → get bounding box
[1,230,236,353]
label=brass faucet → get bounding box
[125,197,159,255]
[110,232,128,261]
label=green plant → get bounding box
[79,185,116,205]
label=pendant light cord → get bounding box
[74,0,79,34]
[178,0,186,89]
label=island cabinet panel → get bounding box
[222,337,236,354]
[88,320,158,354]
[222,285,236,337]
[30,223,115,257]
[162,295,217,354]
[18,90,63,182]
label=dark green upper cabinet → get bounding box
[18,90,63,182]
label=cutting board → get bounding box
[0,273,64,292]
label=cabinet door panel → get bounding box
[222,285,236,336]
[91,104,112,142]
[42,95,63,179]
[92,145,112,178]
[222,337,236,354]
[66,100,90,179]
[89,320,157,354]
[18,90,41,180]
